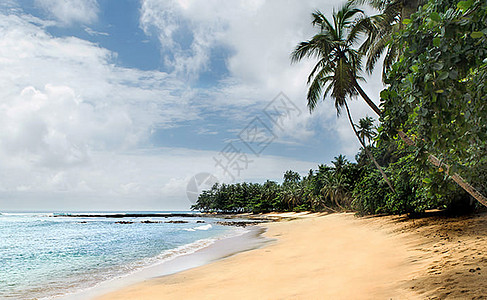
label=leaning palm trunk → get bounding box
[344,101,396,193]
[353,81,487,207]
[397,131,487,207]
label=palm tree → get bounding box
[291,3,394,193]
[356,116,377,145]
[291,3,381,116]
[282,184,302,211]
[283,170,301,185]
[321,172,350,210]
[351,0,424,76]
[294,2,487,207]
[331,154,349,174]
[344,102,395,192]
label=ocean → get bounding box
[0,212,244,299]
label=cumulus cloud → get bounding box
[0,10,199,207]
[0,12,196,135]
[0,84,139,169]
[34,0,99,25]
[139,0,382,152]
[0,7,324,210]
[0,1,386,210]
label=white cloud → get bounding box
[0,84,139,169]
[0,8,322,210]
[34,0,99,25]
[0,12,197,136]
[84,27,109,36]
[0,1,386,210]
[0,11,199,207]
[140,0,383,151]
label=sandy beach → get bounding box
[97,212,487,299]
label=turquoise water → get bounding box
[0,212,234,299]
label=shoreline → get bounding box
[96,212,418,299]
[61,224,271,300]
[96,211,487,299]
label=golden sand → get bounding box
[97,212,487,299]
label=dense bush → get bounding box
[380,0,487,204]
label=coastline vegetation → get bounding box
[192,0,487,216]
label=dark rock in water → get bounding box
[140,220,163,224]
[196,220,205,223]
[53,213,207,218]
[165,220,188,224]
[115,221,134,224]
[216,221,263,227]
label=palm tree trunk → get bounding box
[402,0,422,19]
[344,101,396,193]
[397,131,487,207]
[353,78,381,115]
[353,81,487,207]
[333,194,345,211]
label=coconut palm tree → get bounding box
[344,102,395,192]
[291,3,395,193]
[331,154,349,174]
[291,3,381,116]
[293,2,487,207]
[321,172,350,210]
[356,116,377,145]
[351,0,424,76]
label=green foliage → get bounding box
[380,0,487,204]
[192,139,476,216]
[352,168,389,214]
[191,158,360,213]
[283,170,301,186]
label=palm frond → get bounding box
[365,33,389,74]
[383,42,399,75]
[306,73,323,112]
[307,60,334,84]
[348,0,388,11]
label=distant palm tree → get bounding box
[331,154,349,174]
[344,103,395,193]
[282,184,302,211]
[356,116,377,146]
[322,172,350,210]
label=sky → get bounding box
[0,0,384,211]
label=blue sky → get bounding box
[0,0,383,211]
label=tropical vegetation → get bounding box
[192,0,487,216]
